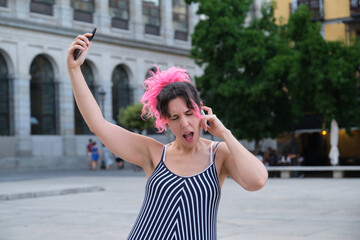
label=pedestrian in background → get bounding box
[67,31,268,239]
[101,143,114,171]
[91,142,99,171]
[115,155,124,170]
[86,139,93,170]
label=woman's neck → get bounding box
[170,138,206,154]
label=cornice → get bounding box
[0,16,191,57]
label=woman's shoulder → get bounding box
[199,137,222,148]
[199,137,213,145]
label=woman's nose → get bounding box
[180,117,189,128]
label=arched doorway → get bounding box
[112,65,131,124]
[30,55,57,135]
[0,54,10,135]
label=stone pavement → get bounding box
[0,169,359,240]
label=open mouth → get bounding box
[183,132,194,142]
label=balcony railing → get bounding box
[73,9,93,23]
[30,2,53,16]
[145,24,160,36]
[174,31,188,41]
[350,0,360,16]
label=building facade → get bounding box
[0,0,203,170]
[273,0,357,42]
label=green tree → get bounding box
[268,5,360,133]
[117,102,155,133]
[186,0,292,150]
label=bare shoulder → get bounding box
[146,137,166,169]
[214,141,231,157]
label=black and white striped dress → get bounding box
[127,142,221,240]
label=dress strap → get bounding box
[212,141,221,162]
[210,141,214,164]
[161,145,167,163]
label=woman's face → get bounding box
[166,97,201,147]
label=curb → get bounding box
[0,186,105,201]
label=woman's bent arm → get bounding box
[220,130,268,191]
[201,105,268,191]
[67,33,161,172]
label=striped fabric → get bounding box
[127,142,221,240]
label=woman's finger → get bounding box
[75,36,90,48]
[76,34,91,43]
[73,40,87,50]
[203,115,211,131]
[201,105,213,115]
[71,44,86,53]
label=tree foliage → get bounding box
[117,102,155,133]
[187,1,360,140]
[268,5,360,132]
[186,0,292,141]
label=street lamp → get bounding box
[99,88,106,116]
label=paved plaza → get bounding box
[0,169,359,240]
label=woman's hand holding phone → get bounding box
[67,28,96,69]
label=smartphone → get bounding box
[73,27,97,60]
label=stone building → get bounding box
[0,0,202,170]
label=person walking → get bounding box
[67,31,268,239]
[114,154,124,170]
[91,142,99,171]
[86,139,93,169]
[101,143,113,171]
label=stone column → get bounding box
[132,0,144,41]
[103,81,113,122]
[14,0,29,20]
[57,76,75,136]
[188,3,199,36]
[94,81,113,122]
[13,73,31,157]
[55,0,73,28]
[161,0,174,46]
[94,0,111,34]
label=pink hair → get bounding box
[141,66,201,132]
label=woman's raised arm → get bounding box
[67,33,162,174]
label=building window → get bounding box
[30,0,55,16]
[74,61,95,135]
[0,0,7,7]
[351,0,360,15]
[0,54,10,135]
[112,65,131,124]
[30,55,57,135]
[297,0,323,20]
[71,0,95,23]
[173,0,188,41]
[109,0,129,30]
[143,0,161,35]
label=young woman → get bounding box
[67,32,268,239]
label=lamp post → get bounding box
[99,88,106,116]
